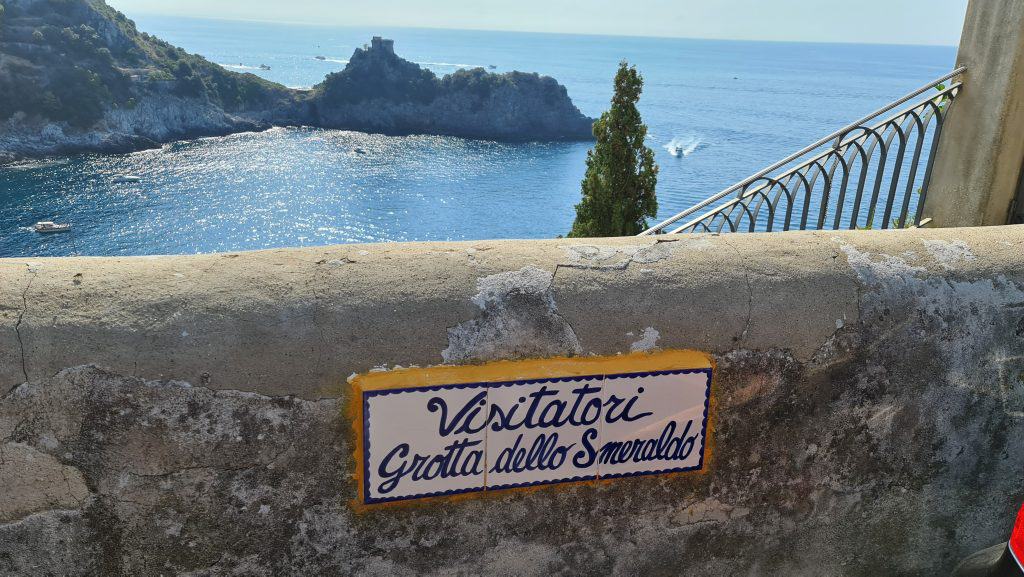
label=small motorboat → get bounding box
[113,175,141,183]
[353,147,367,155]
[34,221,71,233]
[315,55,327,61]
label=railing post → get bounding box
[923,0,1024,227]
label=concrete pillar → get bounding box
[923,0,1024,227]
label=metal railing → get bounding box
[641,67,966,235]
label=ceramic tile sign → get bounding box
[351,350,713,505]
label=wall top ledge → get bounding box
[2,225,1022,265]
[1,225,1022,398]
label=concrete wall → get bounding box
[924,0,1024,227]
[1,226,1023,576]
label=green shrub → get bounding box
[61,26,80,43]
[173,74,205,98]
[45,66,111,127]
[147,69,174,81]
[1,0,291,125]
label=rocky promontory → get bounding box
[310,37,594,141]
[0,0,594,164]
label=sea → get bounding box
[0,16,956,257]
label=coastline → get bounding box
[0,2,594,167]
[0,115,270,166]
[0,120,599,167]
[0,109,597,167]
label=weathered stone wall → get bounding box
[1,226,1023,576]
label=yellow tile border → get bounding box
[347,350,716,511]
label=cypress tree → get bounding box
[568,61,658,237]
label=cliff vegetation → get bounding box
[0,0,289,128]
[0,0,593,162]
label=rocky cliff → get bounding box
[311,39,594,141]
[0,0,302,163]
[0,0,593,163]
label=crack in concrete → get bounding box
[0,508,84,529]
[556,237,702,275]
[719,235,754,346]
[549,263,583,352]
[0,415,30,440]
[557,244,647,272]
[57,464,88,509]
[122,445,292,479]
[124,461,265,478]
[13,265,37,383]
[806,243,871,366]
[308,262,329,378]
[545,238,709,354]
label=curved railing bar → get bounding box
[832,127,886,229]
[798,160,830,230]
[877,116,913,229]
[853,117,904,229]
[897,97,947,227]
[892,111,927,228]
[746,176,793,231]
[769,173,799,231]
[913,89,958,225]
[739,179,786,231]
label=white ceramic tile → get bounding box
[598,370,711,479]
[485,376,603,490]
[362,383,488,503]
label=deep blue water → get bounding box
[0,17,956,256]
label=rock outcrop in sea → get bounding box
[310,37,594,141]
[0,1,594,164]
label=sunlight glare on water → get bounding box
[0,19,956,257]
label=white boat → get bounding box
[34,221,71,233]
[113,175,141,183]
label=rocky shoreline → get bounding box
[0,1,594,165]
[0,95,284,165]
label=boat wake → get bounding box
[664,135,703,158]
[6,158,70,171]
[419,61,484,69]
[219,63,260,71]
